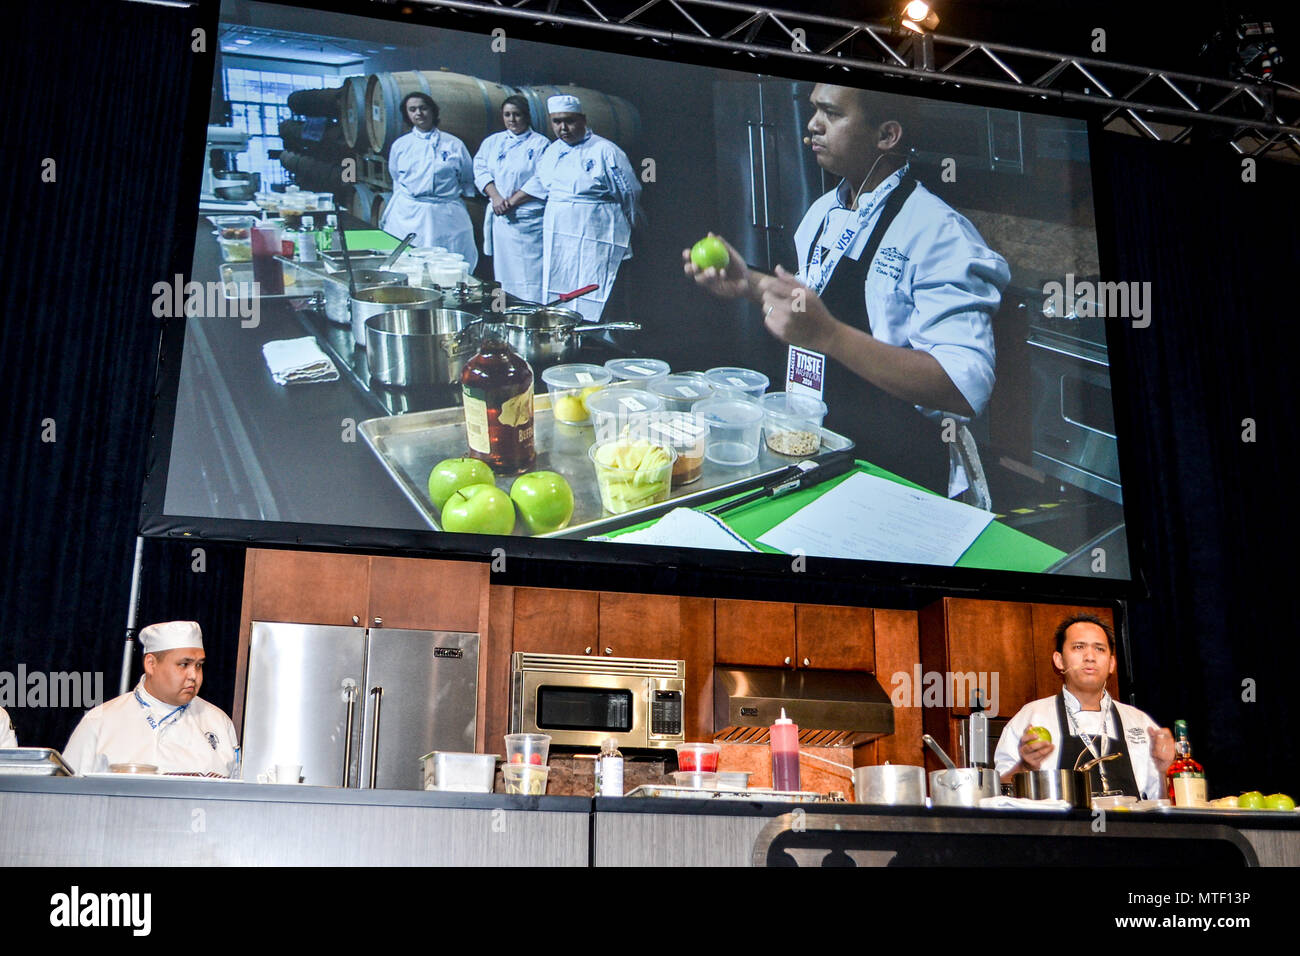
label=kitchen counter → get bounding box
[3,776,1296,867]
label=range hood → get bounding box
[713,667,895,748]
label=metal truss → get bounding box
[405,0,1300,161]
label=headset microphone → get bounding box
[802,137,812,145]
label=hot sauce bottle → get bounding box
[460,319,536,473]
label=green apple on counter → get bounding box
[441,483,516,535]
[1238,790,1265,810]
[428,457,495,511]
[510,471,575,534]
[690,235,730,271]
[1263,793,1296,811]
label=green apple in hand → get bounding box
[441,483,516,535]
[690,235,730,271]
[510,471,575,535]
[428,457,495,511]
[1026,726,1052,744]
[1238,790,1265,810]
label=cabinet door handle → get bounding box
[604,647,613,655]
[784,657,791,666]
[351,615,360,625]
[373,617,383,627]
[803,657,811,667]
[585,646,593,655]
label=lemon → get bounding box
[554,395,587,422]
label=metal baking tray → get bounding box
[0,747,73,776]
[625,784,835,802]
[359,397,854,538]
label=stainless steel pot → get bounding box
[853,765,927,806]
[351,286,442,350]
[928,767,999,808]
[501,306,640,365]
[1014,769,1091,809]
[366,308,481,386]
[323,269,407,325]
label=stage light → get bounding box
[901,1,940,34]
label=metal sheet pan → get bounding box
[218,259,326,303]
[0,748,73,776]
[625,784,833,802]
[359,397,854,538]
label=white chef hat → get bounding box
[547,94,583,115]
[139,621,204,655]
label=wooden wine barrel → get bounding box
[373,189,393,227]
[518,84,642,150]
[279,150,349,192]
[278,119,348,155]
[339,75,370,152]
[287,86,344,118]
[365,70,514,158]
[348,182,385,226]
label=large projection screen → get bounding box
[141,0,1138,596]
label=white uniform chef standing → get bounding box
[379,92,479,271]
[63,621,238,777]
[0,706,15,748]
[522,94,641,322]
[474,94,549,303]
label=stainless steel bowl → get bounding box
[365,308,481,386]
[853,765,927,805]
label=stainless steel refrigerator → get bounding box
[240,622,479,789]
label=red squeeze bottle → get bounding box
[770,708,800,791]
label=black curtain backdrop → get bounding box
[2,0,1297,796]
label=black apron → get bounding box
[1055,693,1141,798]
[808,177,951,495]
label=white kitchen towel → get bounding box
[977,795,1073,812]
[594,508,758,552]
[261,337,339,386]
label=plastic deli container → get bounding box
[585,388,664,443]
[588,439,677,514]
[675,742,721,772]
[672,771,719,789]
[760,391,828,458]
[504,733,551,766]
[648,374,715,412]
[541,363,613,424]
[704,366,769,399]
[691,397,765,466]
[604,357,671,385]
[636,412,710,485]
[502,764,549,795]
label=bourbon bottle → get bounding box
[460,320,535,473]
[1165,719,1207,806]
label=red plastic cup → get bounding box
[676,743,720,772]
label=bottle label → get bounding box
[500,387,533,428]
[599,756,624,796]
[1172,773,1207,807]
[464,392,490,453]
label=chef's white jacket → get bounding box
[0,706,15,748]
[62,679,238,777]
[994,689,1166,801]
[474,128,549,303]
[522,129,642,321]
[380,127,479,271]
[793,170,1008,422]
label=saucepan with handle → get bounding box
[924,733,999,808]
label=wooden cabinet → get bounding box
[598,592,681,660]
[1029,603,1118,700]
[795,604,874,671]
[715,600,795,667]
[244,549,370,626]
[511,587,599,655]
[367,556,485,632]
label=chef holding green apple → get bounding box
[994,614,1177,800]
[684,83,1008,497]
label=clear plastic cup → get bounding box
[672,771,718,789]
[691,397,764,466]
[675,742,721,772]
[704,366,769,399]
[761,391,828,458]
[588,439,677,514]
[633,412,710,485]
[585,388,664,443]
[504,733,551,767]
[604,357,671,385]
[541,364,613,425]
[647,374,714,412]
[502,764,550,795]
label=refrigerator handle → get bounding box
[367,686,384,789]
[745,121,759,228]
[342,681,358,788]
[757,123,771,230]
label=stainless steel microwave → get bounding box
[510,652,686,749]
